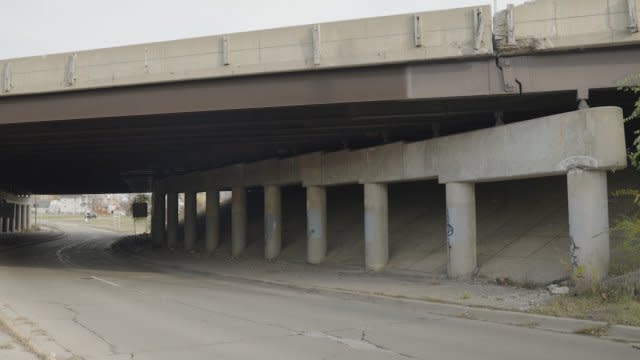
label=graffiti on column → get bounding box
[569,236,580,268]
[446,209,454,251]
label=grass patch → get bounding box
[534,293,640,327]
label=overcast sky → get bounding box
[0,0,527,60]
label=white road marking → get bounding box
[90,276,121,288]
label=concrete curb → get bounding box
[0,303,76,360]
[218,276,640,343]
[120,248,640,344]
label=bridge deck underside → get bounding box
[0,47,638,194]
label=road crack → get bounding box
[298,329,417,359]
[63,304,120,356]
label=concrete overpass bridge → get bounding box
[1,0,639,282]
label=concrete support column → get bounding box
[26,205,31,230]
[166,192,179,249]
[567,169,610,283]
[151,191,166,248]
[16,205,23,232]
[446,182,477,279]
[184,191,197,252]
[306,186,327,264]
[364,183,389,271]
[264,185,282,260]
[0,217,4,233]
[22,205,29,231]
[231,186,247,257]
[205,190,220,254]
[9,204,16,232]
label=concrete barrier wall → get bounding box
[159,107,627,192]
[0,6,491,96]
[4,1,640,98]
[494,0,640,54]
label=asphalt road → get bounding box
[0,224,637,360]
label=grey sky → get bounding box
[0,0,527,60]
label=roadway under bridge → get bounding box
[1,0,640,283]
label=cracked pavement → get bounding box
[0,224,638,359]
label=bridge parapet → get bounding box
[0,5,491,97]
[494,0,640,54]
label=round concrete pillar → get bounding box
[205,190,220,254]
[166,193,179,249]
[11,204,17,232]
[22,205,28,231]
[306,186,327,264]
[9,204,16,232]
[446,182,477,279]
[0,217,4,233]
[567,169,610,283]
[184,191,197,251]
[364,183,389,271]
[231,187,247,257]
[264,185,282,260]
[26,205,31,230]
[151,192,166,248]
[16,204,23,232]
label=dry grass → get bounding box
[534,294,640,327]
[574,325,609,337]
